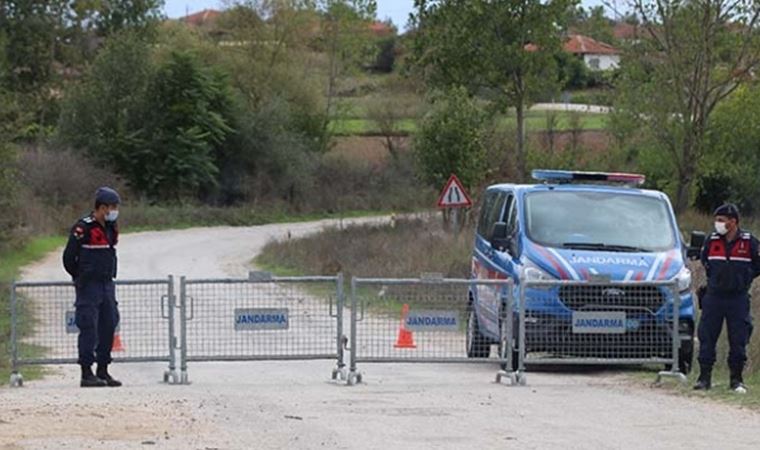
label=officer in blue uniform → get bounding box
[63,187,122,388]
[695,204,760,393]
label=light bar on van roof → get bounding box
[532,170,646,186]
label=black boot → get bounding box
[730,367,747,394]
[96,364,122,387]
[80,365,107,388]
[693,365,712,391]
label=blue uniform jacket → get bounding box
[700,229,760,296]
[62,214,119,284]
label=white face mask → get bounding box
[715,221,728,235]
[106,210,119,222]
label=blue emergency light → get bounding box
[532,169,646,186]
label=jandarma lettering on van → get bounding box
[569,256,649,267]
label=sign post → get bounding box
[437,174,472,234]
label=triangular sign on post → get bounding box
[437,174,472,208]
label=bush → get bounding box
[698,85,760,216]
[0,142,18,249]
[14,145,127,236]
[370,35,396,73]
[257,217,473,278]
[413,87,490,190]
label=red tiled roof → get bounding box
[613,23,640,40]
[181,9,221,27]
[369,21,394,36]
[563,34,619,55]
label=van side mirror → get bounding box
[490,222,511,252]
[686,231,706,260]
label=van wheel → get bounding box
[466,306,490,358]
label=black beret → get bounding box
[95,187,121,205]
[713,203,739,220]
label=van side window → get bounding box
[505,196,518,237]
[501,194,514,224]
[477,192,497,237]
[477,191,506,238]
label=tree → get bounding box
[615,0,760,212]
[319,0,377,150]
[414,87,489,191]
[696,84,760,215]
[410,0,576,179]
[0,91,19,247]
[59,36,235,200]
[570,6,614,44]
[0,1,57,91]
[367,95,409,161]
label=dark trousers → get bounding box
[75,280,120,366]
[697,292,750,371]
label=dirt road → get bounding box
[2,217,759,449]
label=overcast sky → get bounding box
[164,0,616,31]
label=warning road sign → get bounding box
[437,174,472,208]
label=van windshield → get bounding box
[524,191,676,252]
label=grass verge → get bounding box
[1,236,67,385]
[631,368,760,410]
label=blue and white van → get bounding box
[467,170,698,372]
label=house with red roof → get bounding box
[180,9,222,27]
[563,34,620,71]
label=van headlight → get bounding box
[522,259,557,281]
[675,267,691,293]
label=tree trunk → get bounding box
[516,101,526,180]
[675,140,697,213]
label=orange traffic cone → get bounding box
[112,332,125,352]
[394,303,416,348]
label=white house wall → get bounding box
[583,54,620,71]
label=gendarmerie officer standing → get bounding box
[695,204,760,393]
[63,187,122,388]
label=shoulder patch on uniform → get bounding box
[73,226,85,240]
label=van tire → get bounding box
[466,306,491,358]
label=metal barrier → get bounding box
[517,279,686,384]
[178,272,345,384]
[348,276,516,385]
[9,277,178,387]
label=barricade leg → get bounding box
[347,277,362,386]
[163,276,181,384]
[331,273,348,382]
[9,283,23,387]
[656,286,688,385]
[496,285,518,386]
[179,276,190,385]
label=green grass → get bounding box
[329,111,608,136]
[1,236,66,385]
[631,368,760,410]
[329,118,418,136]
